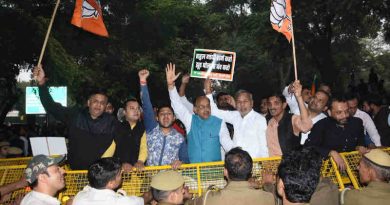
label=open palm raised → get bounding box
[165,63,181,88]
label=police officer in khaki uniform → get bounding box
[189,148,274,205]
[341,149,390,205]
[150,170,192,205]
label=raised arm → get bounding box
[219,121,234,152]
[204,78,238,124]
[139,69,158,132]
[34,64,75,124]
[291,80,312,134]
[166,64,193,133]
[282,85,300,115]
[179,74,190,97]
[179,73,194,112]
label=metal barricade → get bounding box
[0,152,350,204]
[341,147,390,189]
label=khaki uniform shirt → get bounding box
[310,178,339,205]
[158,202,177,205]
[188,181,275,205]
[341,181,390,205]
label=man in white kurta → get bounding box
[204,79,268,158]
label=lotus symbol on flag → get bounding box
[270,0,289,28]
[82,0,100,19]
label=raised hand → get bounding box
[291,80,302,98]
[165,63,181,89]
[138,69,150,82]
[204,78,212,95]
[227,95,236,108]
[33,64,46,86]
[181,73,190,84]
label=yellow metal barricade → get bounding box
[58,156,343,204]
[322,158,345,190]
[0,152,350,204]
[341,147,390,189]
[0,157,31,167]
[0,165,29,205]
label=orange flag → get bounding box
[71,0,109,37]
[270,0,292,42]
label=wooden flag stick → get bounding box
[290,18,298,81]
[37,0,61,66]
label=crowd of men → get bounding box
[0,62,389,204]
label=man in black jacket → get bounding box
[114,98,147,172]
[33,64,121,170]
[305,95,367,171]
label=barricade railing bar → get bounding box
[2,149,389,204]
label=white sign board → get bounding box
[30,137,67,156]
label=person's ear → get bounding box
[38,173,48,184]
[106,180,115,189]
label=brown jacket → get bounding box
[341,181,390,205]
[187,181,275,205]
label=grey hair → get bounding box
[362,157,390,182]
[151,188,172,202]
[235,89,253,101]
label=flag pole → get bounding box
[37,0,61,66]
[290,17,298,81]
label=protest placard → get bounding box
[190,49,236,81]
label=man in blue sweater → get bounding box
[166,63,234,163]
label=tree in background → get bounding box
[1,0,389,124]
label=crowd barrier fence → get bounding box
[340,147,390,189]
[1,149,389,204]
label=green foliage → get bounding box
[1,0,389,120]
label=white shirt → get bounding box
[72,186,144,205]
[282,86,308,115]
[354,109,382,146]
[169,88,234,153]
[21,191,60,205]
[180,96,194,112]
[300,113,327,144]
[206,94,268,158]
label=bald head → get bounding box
[194,96,211,120]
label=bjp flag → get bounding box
[270,0,292,42]
[71,0,108,37]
